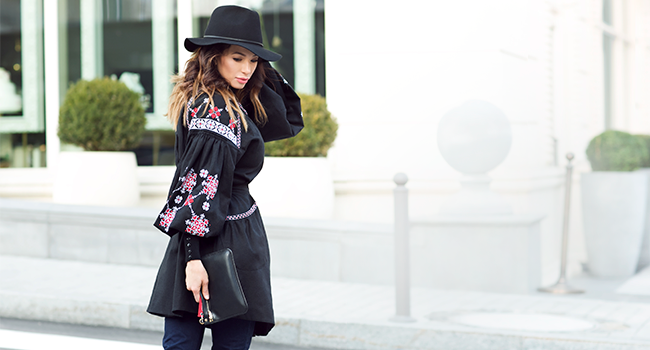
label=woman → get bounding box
[147,5,302,350]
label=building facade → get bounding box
[2,0,650,284]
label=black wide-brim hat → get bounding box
[184,5,281,62]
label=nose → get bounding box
[242,62,253,76]
[243,61,256,76]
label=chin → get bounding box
[229,81,245,90]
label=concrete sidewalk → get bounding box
[2,255,650,350]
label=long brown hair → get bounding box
[167,44,268,131]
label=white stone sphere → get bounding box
[437,100,512,174]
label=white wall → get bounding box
[325,0,563,283]
[325,0,555,217]
[325,0,650,284]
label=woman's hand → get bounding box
[185,259,210,303]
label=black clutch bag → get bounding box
[198,248,248,325]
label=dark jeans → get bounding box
[163,316,255,350]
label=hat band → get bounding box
[204,35,263,47]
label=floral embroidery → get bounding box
[208,106,222,119]
[189,118,241,148]
[155,167,221,236]
[185,214,209,237]
[181,169,197,193]
[155,94,247,236]
[201,175,219,200]
[185,96,243,147]
[159,208,177,231]
[226,203,258,221]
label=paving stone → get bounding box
[3,255,650,350]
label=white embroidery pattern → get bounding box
[189,118,241,148]
[225,203,258,221]
[185,97,242,148]
[156,167,219,237]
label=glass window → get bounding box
[0,0,23,117]
[259,0,295,86]
[0,132,45,168]
[0,0,45,168]
[131,130,176,166]
[314,0,325,96]
[61,0,177,166]
[66,0,81,86]
[103,0,154,113]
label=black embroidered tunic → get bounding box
[147,77,302,336]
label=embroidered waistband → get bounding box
[225,203,258,221]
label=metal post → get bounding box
[538,153,584,294]
[390,173,416,322]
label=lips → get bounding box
[236,78,249,84]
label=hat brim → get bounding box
[184,37,282,62]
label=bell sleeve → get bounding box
[174,111,188,167]
[248,62,304,142]
[154,120,238,241]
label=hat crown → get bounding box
[203,6,263,47]
[184,5,281,61]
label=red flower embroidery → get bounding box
[201,175,219,200]
[159,208,176,232]
[186,214,209,237]
[228,117,236,130]
[208,107,221,119]
[184,196,195,206]
[191,107,198,118]
[182,169,197,193]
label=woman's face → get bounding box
[218,45,258,90]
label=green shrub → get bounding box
[586,130,649,171]
[58,78,146,151]
[265,93,338,157]
[635,134,650,168]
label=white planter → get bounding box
[250,157,334,219]
[581,172,648,278]
[53,151,140,207]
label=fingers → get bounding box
[192,289,201,304]
[186,282,201,303]
[185,260,209,303]
[188,281,208,303]
[202,280,210,300]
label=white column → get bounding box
[177,0,194,74]
[293,0,316,94]
[44,0,63,169]
[81,0,103,80]
[23,0,44,127]
[151,0,175,129]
